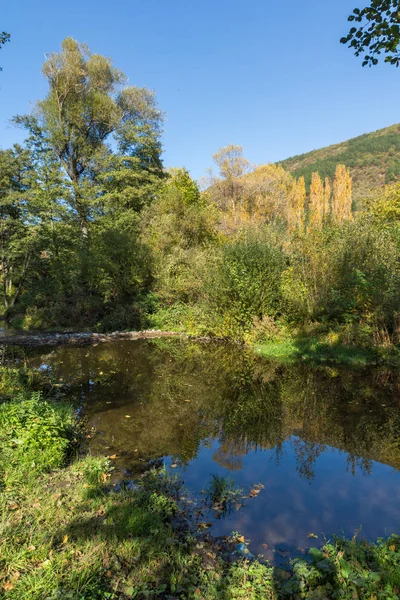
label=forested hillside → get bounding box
[278,124,400,201]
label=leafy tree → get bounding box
[309,172,324,229]
[17,37,164,237]
[0,31,10,70]
[141,168,217,305]
[0,146,39,309]
[332,165,353,222]
[341,1,400,66]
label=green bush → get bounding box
[0,391,75,485]
[204,227,286,338]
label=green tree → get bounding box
[17,37,164,237]
[142,168,217,305]
[0,146,39,309]
[341,0,400,66]
[0,31,10,70]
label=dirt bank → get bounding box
[0,329,182,347]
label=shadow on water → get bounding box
[26,338,400,560]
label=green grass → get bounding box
[1,365,400,599]
[254,337,379,367]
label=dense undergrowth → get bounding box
[1,365,400,599]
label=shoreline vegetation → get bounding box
[3,38,400,371]
[1,325,399,367]
[1,364,400,599]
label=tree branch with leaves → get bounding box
[341,0,400,66]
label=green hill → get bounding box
[277,124,400,201]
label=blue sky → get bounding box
[1,0,399,180]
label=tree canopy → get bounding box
[0,30,10,70]
[341,0,400,66]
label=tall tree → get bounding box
[287,176,306,233]
[208,145,250,218]
[17,37,164,236]
[309,172,324,229]
[341,1,400,66]
[0,146,38,309]
[324,177,331,218]
[332,165,353,222]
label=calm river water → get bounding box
[26,338,400,561]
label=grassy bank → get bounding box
[254,338,380,367]
[1,365,400,599]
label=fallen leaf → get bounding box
[237,535,245,543]
[2,582,14,591]
[27,545,36,552]
[249,489,261,498]
[170,463,178,468]
[63,535,68,544]
[125,415,131,418]
[10,572,20,582]
[109,454,118,460]
[262,543,269,549]
[8,501,19,510]
[40,559,51,568]
[389,544,396,551]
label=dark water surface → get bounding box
[28,338,400,560]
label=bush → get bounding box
[204,227,286,338]
[0,390,75,485]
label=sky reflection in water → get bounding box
[29,338,400,559]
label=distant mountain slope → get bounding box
[277,124,400,201]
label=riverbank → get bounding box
[1,364,400,599]
[0,329,181,347]
[2,324,400,369]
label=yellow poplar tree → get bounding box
[287,176,306,233]
[324,177,331,218]
[309,172,324,229]
[332,165,352,222]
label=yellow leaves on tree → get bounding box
[308,165,352,230]
[332,164,352,222]
[309,172,325,229]
[324,177,331,218]
[287,176,306,233]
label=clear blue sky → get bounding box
[1,0,399,180]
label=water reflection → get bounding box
[27,338,400,557]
